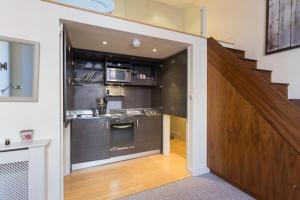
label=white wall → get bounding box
[184,5,201,36]
[0,0,207,199]
[198,0,300,99]
[0,1,62,199]
[113,0,184,31]
[0,41,10,96]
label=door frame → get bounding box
[59,16,208,197]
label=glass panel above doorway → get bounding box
[45,0,204,36]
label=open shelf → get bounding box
[131,62,158,86]
[131,79,157,86]
[74,63,103,71]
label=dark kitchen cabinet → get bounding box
[71,119,110,164]
[63,27,74,126]
[161,50,187,118]
[134,115,162,153]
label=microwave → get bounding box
[106,68,132,83]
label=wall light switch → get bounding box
[0,62,7,70]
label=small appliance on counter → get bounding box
[106,59,132,84]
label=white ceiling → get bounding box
[65,21,188,59]
[153,0,202,9]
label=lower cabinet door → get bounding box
[134,115,162,153]
[228,93,259,194]
[71,119,110,164]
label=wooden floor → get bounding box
[64,139,190,200]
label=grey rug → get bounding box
[121,173,255,200]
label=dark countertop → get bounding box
[66,108,161,120]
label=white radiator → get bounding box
[0,140,50,200]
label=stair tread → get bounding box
[289,99,300,107]
[254,69,272,73]
[226,46,290,99]
[271,82,290,86]
[240,58,257,62]
[226,47,245,53]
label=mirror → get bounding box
[0,36,39,102]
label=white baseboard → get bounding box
[190,167,210,176]
[72,150,160,171]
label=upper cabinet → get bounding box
[161,50,187,118]
[63,27,74,123]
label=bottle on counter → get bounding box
[97,98,107,114]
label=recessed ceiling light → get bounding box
[153,48,157,52]
[102,41,108,46]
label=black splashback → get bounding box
[123,87,152,109]
[74,85,106,110]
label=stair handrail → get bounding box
[208,37,300,154]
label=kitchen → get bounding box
[62,20,188,197]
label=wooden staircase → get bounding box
[226,47,294,100]
[207,38,300,200]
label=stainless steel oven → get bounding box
[110,117,135,156]
[106,68,131,83]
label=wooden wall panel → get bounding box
[257,115,275,200]
[258,115,300,200]
[227,87,259,194]
[285,146,300,199]
[208,54,300,199]
[208,62,230,178]
[236,93,258,195]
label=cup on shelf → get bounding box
[20,129,34,143]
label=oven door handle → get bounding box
[112,124,133,129]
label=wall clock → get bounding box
[56,0,115,13]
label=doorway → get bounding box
[62,20,191,199]
[60,17,208,199]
